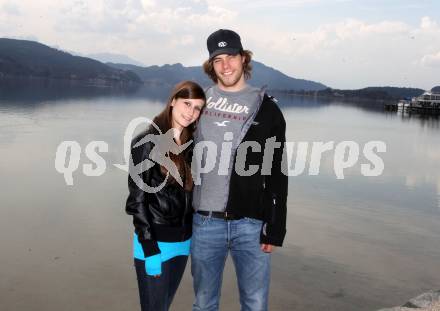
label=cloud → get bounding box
[1,1,439,89]
[54,0,235,35]
[42,0,239,66]
[0,2,23,33]
[420,16,439,32]
[420,51,440,67]
[237,16,439,89]
[1,2,21,16]
[211,0,321,9]
[258,18,411,56]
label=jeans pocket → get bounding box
[193,213,210,226]
[244,217,263,225]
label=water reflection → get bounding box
[0,78,171,106]
[274,92,440,131]
[1,82,440,311]
[405,174,440,210]
[395,110,440,129]
[283,101,440,214]
[273,92,387,113]
[437,180,440,210]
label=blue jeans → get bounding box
[191,213,271,311]
[134,256,188,311]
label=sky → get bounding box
[1,0,439,90]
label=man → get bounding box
[191,29,288,311]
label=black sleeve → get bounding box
[125,136,160,257]
[260,103,288,246]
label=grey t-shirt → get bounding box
[192,84,261,212]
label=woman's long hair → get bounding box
[153,81,206,191]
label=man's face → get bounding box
[212,53,245,89]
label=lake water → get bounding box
[1,82,440,311]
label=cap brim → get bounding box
[209,48,241,60]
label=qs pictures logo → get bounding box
[54,118,387,192]
[54,117,190,193]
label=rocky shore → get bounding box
[378,290,440,311]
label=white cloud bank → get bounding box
[421,51,440,67]
[0,0,439,89]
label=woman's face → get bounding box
[171,97,205,130]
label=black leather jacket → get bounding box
[125,127,193,257]
[225,94,287,247]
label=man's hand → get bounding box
[260,243,275,253]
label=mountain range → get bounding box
[86,52,145,67]
[0,38,325,91]
[1,38,436,100]
[0,38,141,85]
[291,86,427,102]
[107,61,327,91]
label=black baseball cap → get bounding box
[207,29,243,60]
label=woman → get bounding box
[125,81,205,311]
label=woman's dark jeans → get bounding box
[134,256,188,311]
